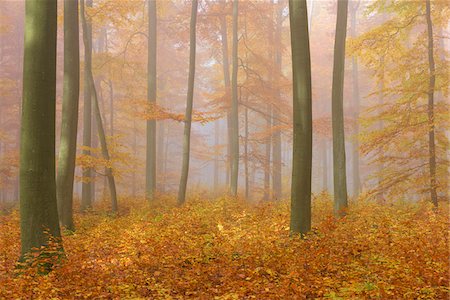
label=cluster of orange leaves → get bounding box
[0,194,448,299]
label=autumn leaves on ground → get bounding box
[0,195,448,299]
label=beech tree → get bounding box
[178,0,198,205]
[332,0,349,217]
[289,0,312,235]
[57,0,80,231]
[20,0,62,257]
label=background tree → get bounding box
[289,0,312,235]
[178,0,198,205]
[332,0,349,216]
[20,0,61,257]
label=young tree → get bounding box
[57,0,80,231]
[229,0,239,196]
[20,0,62,257]
[289,0,312,235]
[146,0,157,201]
[177,0,198,205]
[81,0,93,211]
[425,0,438,208]
[331,0,349,217]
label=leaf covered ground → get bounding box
[0,195,449,299]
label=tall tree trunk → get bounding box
[425,0,438,208]
[214,120,220,193]
[81,0,118,212]
[177,0,198,205]
[81,0,93,211]
[220,15,232,188]
[350,1,360,197]
[229,0,239,196]
[146,0,157,201]
[289,0,312,236]
[20,0,62,258]
[322,138,328,191]
[272,0,283,200]
[264,105,271,201]
[244,107,249,199]
[108,79,113,136]
[57,0,80,231]
[331,0,349,217]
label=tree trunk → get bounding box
[272,0,283,200]
[81,0,118,212]
[177,0,198,205]
[229,0,239,197]
[331,0,349,217]
[289,0,312,236]
[214,120,220,193]
[322,138,328,191]
[57,0,80,231]
[20,0,62,258]
[244,107,249,199]
[350,1,360,197]
[425,0,438,208]
[146,0,157,201]
[264,104,271,201]
[81,0,93,211]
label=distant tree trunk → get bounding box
[322,138,328,191]
[57,0,80,231]
[264,105,271,201]
[81,0,118,212]
[289,0,312,236]
[108,79,113,136]
[214,120,220,193]
[425,0,438,208]
[229,0,239,196]
[244,107,249,199]
[132,119,137,197]
[146,0,157,201]
[177,0,198,205]
[350,1,360,197]
[20,0,62,258]
[81,0,93,211]
[220,15,231,188]
[331,0,349,217]
[272,0,283,200]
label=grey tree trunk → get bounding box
[81,0,118,212]
[331,0,349,217]
[350,1,360,197]
[289,0,313,236]
[272,0,283,200]
[229,0,239,196]
[146,0,157,201]
[81,0,93,211]
[57,0,80,231]
[20,0,62,258]
[177,0,198,205]
[425,0,438,208]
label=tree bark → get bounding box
[229,0,239,196]
[146,0,157,201]
[20,0,62,258]
[81,0,93,211]
[425,0,438,208]
[57,0,80,231]
[331,0,349,217]
[177,0,198,205]
[289,0,312,236]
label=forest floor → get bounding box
[0,194,449,299]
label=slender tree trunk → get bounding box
[81,0,118,212]
[272,0,283,200]
[214,120,220,193]
[350,2,360,197]
[289,0,312,236]
[81,0,93,211]
[425,0,438,208]
[322,138,328,191]
[20,0,62,258]
[146,0,157,201]
[109,79,113,136]
[230,0,239,196]
[57,0,80,231]
[220,15,232,188]
[132,119,137,198]
[264,105,271,201]
[177,0,198,205]
[244,107,249,199]
[331,0,349,217]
